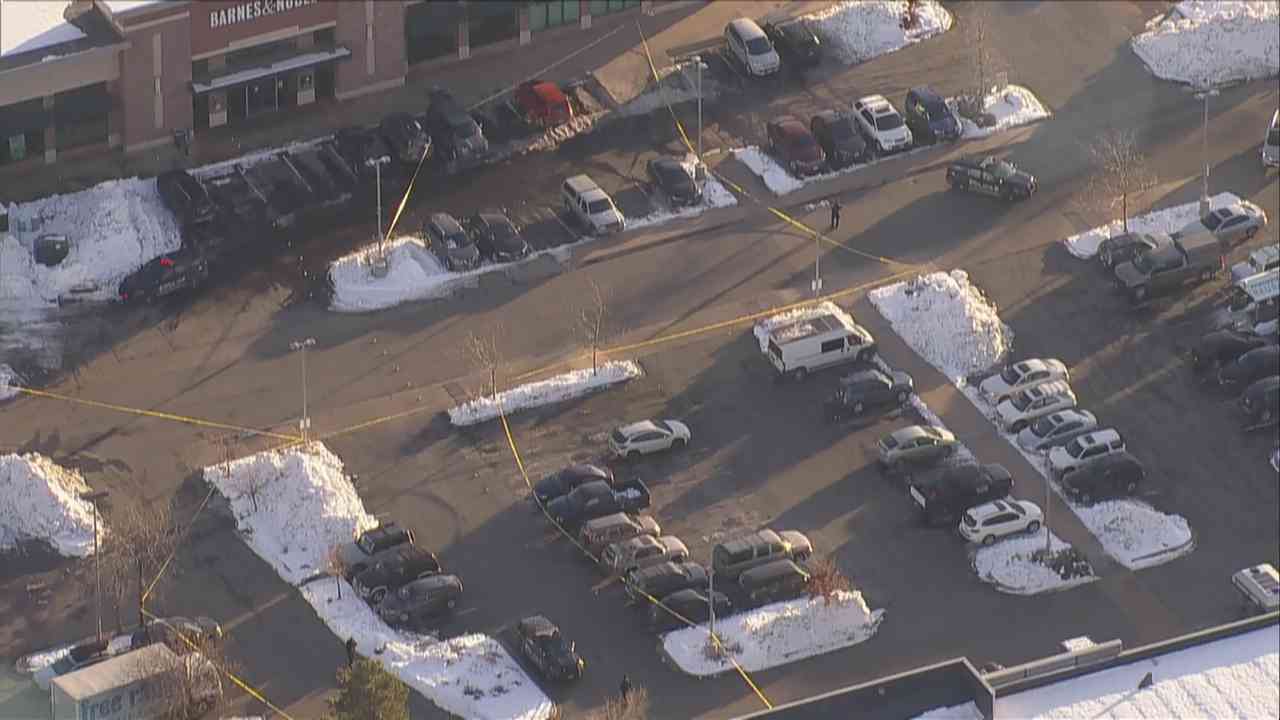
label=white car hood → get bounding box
[980,375,1013,398]
[995,401,1020,424]
[1047,446,1072,469]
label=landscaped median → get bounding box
[447,360,643,427]
[1062,191,1242,260]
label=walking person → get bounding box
[345,637,357,667]
[619,674,634,702]
[829,198,842,229]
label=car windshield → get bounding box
[490,223,515,241]
[1011,391,1034,411]
[961,513,977,528]
[746,37,773,55]
[1203,211,1225,230]
[1000,365,1024,384]
[875,113,904,131]
[1132,252,1155,272]
[357,534,378,554]
[587,199,614,215]
[990,161,1016,179]
[924,101,948,120]
[1064,438,1086,457]
[655,420,673,434]
[1030,416,1057,436]
[881,434,899,449]
[611,429,628,445]
[51,657,77,675]
[657,164,690,186]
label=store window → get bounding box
[314,27,335,48]
[53,84,110,152]
[468,1,518,49]
[405,1,460,64]
[529,1,580,32]
[0,98,48,165]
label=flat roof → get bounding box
[100,0,170,14]
[771,312,854,344]
[1,0,84,58]
[51,643,176,700]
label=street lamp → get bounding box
[79,490,109,643]
[813,231,822,298]
[290,338,316,442]
[1194,87,1220,216]
[708,550,716,640]
[366,155,392,266]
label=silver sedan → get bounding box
[1177,202,1267,247]
[1015,409,1098,452]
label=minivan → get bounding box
[738,560,810,607]
[562,175,624,235]
[725,18,781,77]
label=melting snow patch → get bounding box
[953,85,1052,139]
[204,444,553,720]
[911,701,985,720]
[1062,192,1241,260]
[1132,1,1280,88]
[628,156,739,230]
[869,270,1013,384]
[1072,500,1193,570]
[0,453,102,557]
[732,147,806,196]
[663,590,884,676]
[804,0,953,66]
[448,361,643,426]
[972,531,1097,595]
[752,301,855,353]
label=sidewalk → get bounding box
[0,1,833,205]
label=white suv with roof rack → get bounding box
[1048,429,1126,479]
[762,310,876,381]
[852,95,912,154]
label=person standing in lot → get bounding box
[345,637,357,667]
[829,199,842,229]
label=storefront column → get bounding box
[580,0,592,29]
[457,16,470,60]
[42,95,56,164]
[519,6,531,46]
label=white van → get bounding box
[1231,244,1280,283]
[1213,268,1280,335]
[562,175,625,235]
[1262,110,1279,169]
[725,18,781,77]
[764,311,876,381]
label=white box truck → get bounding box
[51,644,222,720]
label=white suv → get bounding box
[725,18,781,77]
[995,380,1077,433]
[609,419,691,458]
[562,175,625,235]
[852,95,912,154]
[1048,429,1126,479]
[959,499,1043,545]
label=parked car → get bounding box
[625,561,709,604]
[646,156,702,207]
[425,212,480,270]
[1211,269,1280,334]
[335,522,416,580]
[995,380,1077,433]
[738,559,811,607]
[979,358,1069,404]
[762,20,821,69]
[608,419,690,458]
[1230,244,1280,283]
[379,112,431,165]
[724,18,781,77]
[909,463,1014,526]
[1015,409,1099,452]
[546,478,651,530]
[877,425,958,470]
[465,211,529,263]
[33,639,110,690]
[579,512,661,556]
[824,368,913,422]
[334,126,397,183]
[958,499,1042,545]
[711,529,813,581]
[810,110,869,169]
[425,89,488,164]
[562,174,625,235]
[117,245,209,303]
[1191,329,1269,372]
[1218,345,1280,390]
[1060,452,1144,503]
[649,589,732,633]
[156,170,216,225]
[130,616,223,653]
[1176,202,1267,247]
[852,94,912,154]
[602,535,689,574]
[351,546,442,604]
[1239,375,1280,425]
[903,86,960,144]
[763,308,878,381]
[766,116,826,176]
[376,574,463,628]
[1114,232,1224,303]
[1097,231,1174,270]
[1263,109,1280,168]
[515,615,584,681]
[1048,429,1127,479]
[1232,563,1279,614]
[945,155,1036,200]
[513,80,574,128]
[533,463,614,507]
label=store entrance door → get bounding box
[246,77,279,117]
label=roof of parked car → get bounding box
[618,420,663,436]
[729,17,768,39]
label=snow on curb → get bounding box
[972,531,1098,595]
[912,702,985,720]
[953,85,1052,139]
[0,364,19,402]
[869,270,1014,385]
[661,590,884,676]
[732,147,806,196]
[0,453,102,557]
[1062,192,1241,260]
[629,155,739,230]
[203,444,553,720]
[1072,500,1194,570]
[1132,1,1279,88]
[448,360,643,426]
[804,0,953,66]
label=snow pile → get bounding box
[732,147,806,196]
[1062,192,1241,259]
[0,363,19,401]
[804,0,953,66]
[4,178,182,304]
[629,156,739,230]
[523,112,606,154]
[204,444,553,720]
[869,271,1014,384]
[0,453,101,557]
[663,590,884,676]
[1132,1,1279,88]
[752,301,856,353]
[954,85,1052,139]
[448,361,643,426]
[972,531,1097,595]
[912,702,984,720]
[1072,500,1193,570]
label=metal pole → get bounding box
[1045,473,1051,554]
[375,160,384,241]
[696,56,703,162]
[80,491,109,643]
[1201,92,1209,206]
[708,551,715,639]
[291,338,316,442]
[814,232,821,298]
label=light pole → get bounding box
[1044,472,1052,554]
[290,338,316,442]
[813,231,822,298]
[1195,88,1219,216]
[708,550,716,640]
[366,155,391,261]
[80,490,109,643]
[696,54,703,163]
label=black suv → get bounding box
[117,246,209,303]
[425,89,488,165]
[649,589,732,633]
[352,546,442,604]
[532,463,614,507]
[624,561,708,605]
[810,110,868,169]
[945,156,1036,200]
[762,20,822,69]
[903,86,960,144]
[909,463,1013,525]
[824,368,913,422]
[1219,345,1280,390]
[515,615,584,681]
[1060,452,1144,503]
[465,211,529,262]
[1190,329,1268,373]
[157,170,217,225]
[1239,375,1280,426]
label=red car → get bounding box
[513,80,573,128]
[767,116,825,176]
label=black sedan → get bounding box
[117,246,209,303]
[649,589,732,633]
[1191,329,1269,373]
[763,20,821,69]
[1219,345,1280,390]
[624,561,708,604]
[1097,231,1173,270]
[465,211,530,263]
[810,111,868,169]
[531,463,613,507]
[515,615,584,681]
[156,170,216,225]
[646,157,702,207]
[945,156,1036,201]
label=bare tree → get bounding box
[123,630,233,720]
[99,502,180,632]
[805,556,851,606]
[465,327,503,400]
[585,685,649,720]
[325,545,348,600]
[577,279,609,375]
[1086,130,1159,233]
[959,1,1005,122]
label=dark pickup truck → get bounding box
[1114,233,1223,303]
[545,478,650,530]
